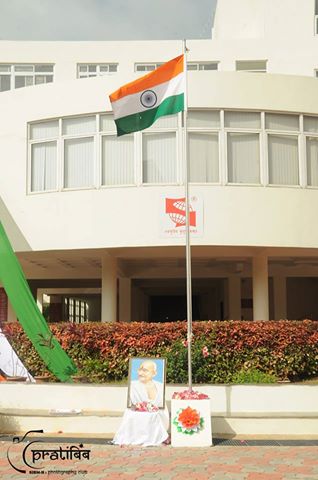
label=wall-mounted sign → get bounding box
[160,196,203,238]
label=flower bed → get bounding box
[2,320,318,383]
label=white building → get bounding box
[1,0,318,324]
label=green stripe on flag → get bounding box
[0,222,77,381]
[115,93,184,136]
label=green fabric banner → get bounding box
[0,222,77,381]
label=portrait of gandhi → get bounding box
[128,358,165,408]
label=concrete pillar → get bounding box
[101,254,117,323]
[119,278,131,322]
[228,277,241,320]
[36,290,43,313]
[252,254,269,321]
[273,276,287,320]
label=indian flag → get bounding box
[109,54,185,136]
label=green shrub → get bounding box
[231,368,278,384]
[2,320,317,383]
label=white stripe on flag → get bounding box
[111,72,185,120]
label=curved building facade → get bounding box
[1,0,318,323]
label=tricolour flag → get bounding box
[109,54,185,136]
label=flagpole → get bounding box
[182,39,193,391]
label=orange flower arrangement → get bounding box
[177,407,200,429]
[173,405,205,434]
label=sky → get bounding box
[0,0,217,41]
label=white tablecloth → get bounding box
[113,407,169,446]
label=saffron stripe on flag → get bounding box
[110,55,184,102]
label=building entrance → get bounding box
[131,278,225,322]
[149,295,200,322]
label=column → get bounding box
[252,254,269,321]
[101,254,117,323]
[36,289,43,313]
[273,276,287,320]
[119,278,131,322]
[228,276,241,320]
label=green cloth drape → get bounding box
[0,222,77,381]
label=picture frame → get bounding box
[127,357,166,409]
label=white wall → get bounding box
[2,73,318,252]
[1,1,318,80]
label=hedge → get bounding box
[2,320,318,383]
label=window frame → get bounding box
[236,60,267,73]
[266,132,301,187]
[28,109,318,194]
[134,63,163,72]
[188,109,221,185]
[27,120,59,194]
[187,62,219,71]
[77,63,118,78]
[141,127,179,186]
[224,111,262,186]
[0,64,54,92]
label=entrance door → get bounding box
[150,295,200,322]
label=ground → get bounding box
[0,440,317,480]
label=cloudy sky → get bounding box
[0,0,217,41]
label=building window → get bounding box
[135,63,163,72]
[143,132,177,183]
[266,113,300,186]
[189,133,219,182]
[31,142,57,191]
[225,111,261,184]
[64,297,88,323]
[102,135,134,185]
[77,64,118,78]
[227,133,260,184]
[268,135,299,185]
[29,120,58,192]
[265,113,299,132]
[0,64,54,92]
[64,137,95,189]
[0,65,10,91]
[304,116,318,186]
[188,110,220,183]
[315,0,318,34]
[62,116,96,189]
[236,60,267,73]
[29,109,318,193]
[314,69,318,77]
[188,110,220,128]
[187,62,218,71]
[306,137,318,186]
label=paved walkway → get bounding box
[0,440,317,480]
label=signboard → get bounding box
[160,196,203,238]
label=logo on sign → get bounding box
[165,198,196,228]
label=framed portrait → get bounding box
[127,357,166,409]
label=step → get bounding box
[1,408,317,436]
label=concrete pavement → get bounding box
[0,439,317,480]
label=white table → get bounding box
[113,407,169,446]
